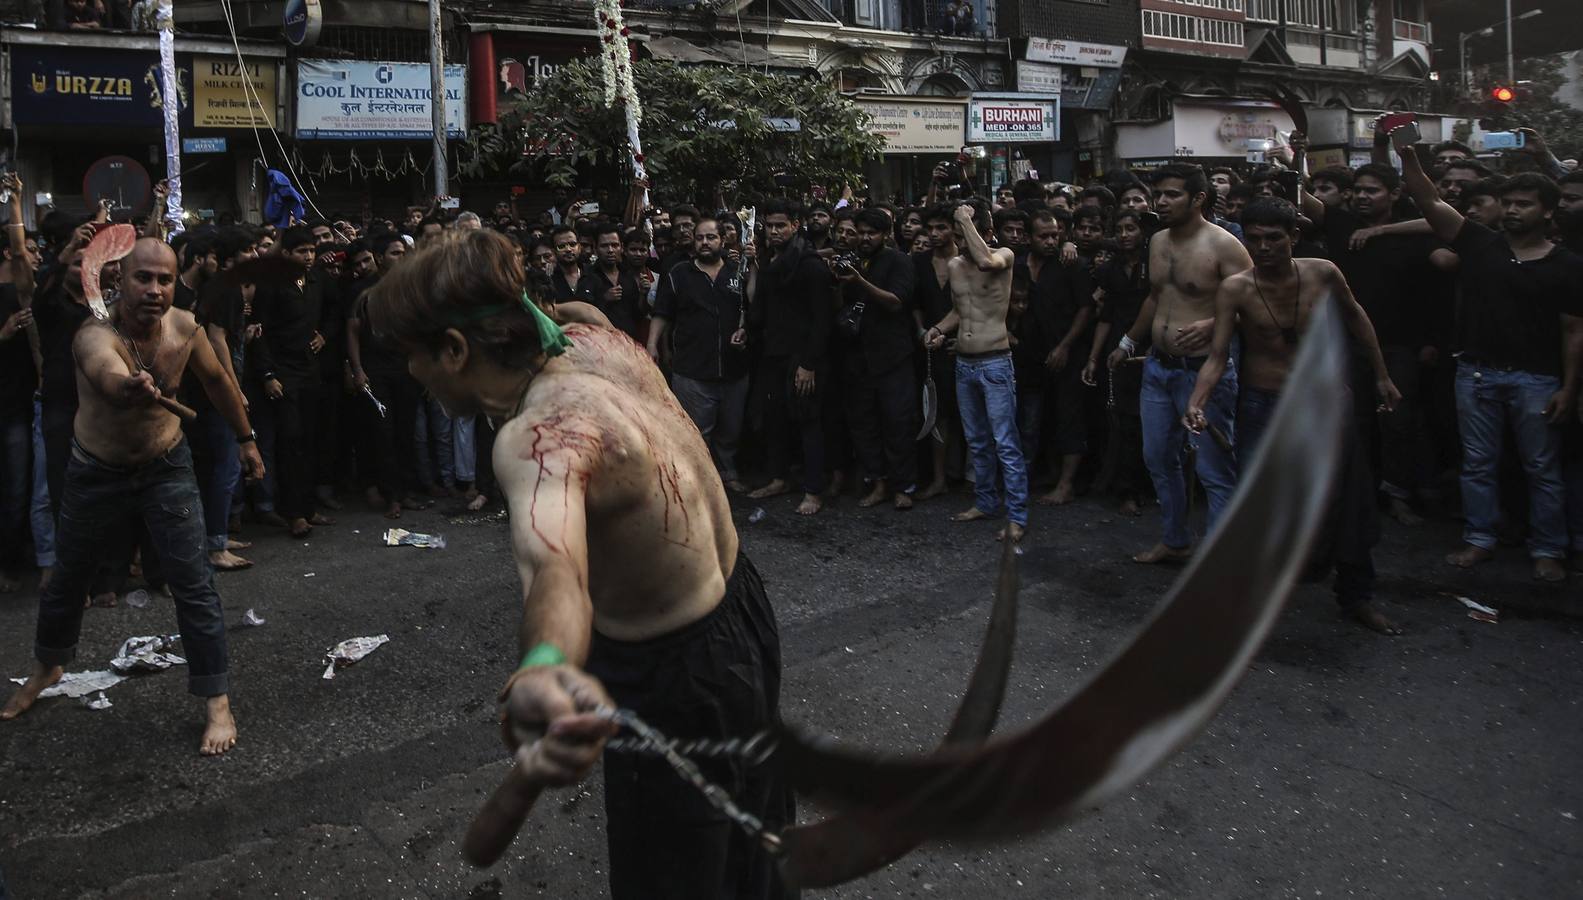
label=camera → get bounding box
[831,252,858,271]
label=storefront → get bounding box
[855,96,967,203]
[1115,99,1297,166]
[2,30,285,225]
[965,94,1060,191]
[1021,37,1127,181]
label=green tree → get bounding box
[1471,54,1583,158]
[459,58,884,206]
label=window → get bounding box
[1142,10,1244,46]
[1287,0,1321,27]
[1246,0,1280,23]
[1326,0,1356,32]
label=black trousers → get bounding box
[843,354,918,488]
[759,355,833,495]
[359,371,420,502]
[588,553,795,900]
[254,383,321,521]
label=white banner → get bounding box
[968,97,1058,143]
[1015,61,1062,96]
[296,60,466,140]
[855,98,965,154]
[1024,37,1127,68]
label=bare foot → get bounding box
[916,480,948,501]
[0,572,19,592]
[795,494,822,516]
[225,539,253,551]
[289,518,314,539]
[858,483,888,508]
[38,567,52,593]
[384,501,403,520]
[1445,544,1493,568]
[1533,558,1567,583]
[1387,497,1423,526]
[209,550,254,571]
[308,513,336,527]
[1133,543,1192,564]
[1347,603,1403,636]
[466,493,488,512]
[724,479,749,494]
[1038,482,1076,506]
[951,507,992,523]
[199,695,238,756]
[893,493,913,511]
[1118,498,1141,517]
[2,663,63,720]
[90,591,117,608]
[749,479,790,500]
[997,522,1026,543]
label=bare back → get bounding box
[1223,258,1338,393]
[947,247,1015,355]
[72,308,199,466]
[495,324,738,642]
[1148,220,1252,356]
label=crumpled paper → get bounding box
[82,691,113,710]
[110,634,187,673]
[242,608,266,627]
[384,528,446,549]
[323,635,390,680]
[9,670,125,699]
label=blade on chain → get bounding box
[777,538,1021,887]
[771,302,1348,842]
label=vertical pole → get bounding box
[157,0,183,235]
[429,0,448,200]
[1504,0,1514,87]
[1460,33,1470,98]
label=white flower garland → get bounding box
[593,0,647,189]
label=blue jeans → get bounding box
[37,439,228,696]
[1140,353,1238,549]
[452,414,478,484]
[193,405,242,552]
[1454,363,1566,558]
[0,408,29,572]
[414,395,455,489]
[29,396,54,568]
[956,353,1028,526]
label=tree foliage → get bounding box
[459,59,884,205]
[1471,55,1583,159]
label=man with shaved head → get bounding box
[3,237,264,756]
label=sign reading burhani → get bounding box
[296,60,467,140]
[968,97,1058,143]
[192,55,276,129]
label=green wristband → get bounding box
[518,642,566,670]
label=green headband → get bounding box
[445,291,572,358]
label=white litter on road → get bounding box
[323,635,390,680]
[9,670,125,699]
[110,634,186,674]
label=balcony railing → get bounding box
[1393,19,1428,42]
[828,0,988,37]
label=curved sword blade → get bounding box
[773,303,1348,842]
[777,538,1022,887]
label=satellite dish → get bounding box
[82,155,153,220]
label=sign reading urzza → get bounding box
[10,45,277,131]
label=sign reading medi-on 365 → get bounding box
[296,60,466,140]
[967,96,1059,144]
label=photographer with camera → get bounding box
[835,208,919,511]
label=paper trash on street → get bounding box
[1451,595,1499,624]
[81,691,113,710]
[110,634,187,673]
[242,609,267,627]
[384,528,446,549]
[323,635,391,680]
[9,670,125,699]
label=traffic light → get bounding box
[1491,85,1516,103]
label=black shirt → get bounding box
[652,258,749,382]
[174,274,200,312]
[1095,255,1149,339]
[350,277,407,378]
[247,270,323,390]
[34,280,92,415]
[1451,220,1583,377]
[583,266,645,343]
[1022,253,1094,352]
[751,238,836,371]
[0,284,38,417]
[551,267,586,303]
[839,246,916,373]
[1322,208,1444,349]
[912,251,953,324]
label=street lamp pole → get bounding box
[1458,8,1540,99]
[1505,0,1515,86]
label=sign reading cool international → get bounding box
[296,60,467,140]
[968,97,1059,143]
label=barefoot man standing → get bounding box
[3,239,264,755]
[368,230,793,898]
[925,201,1027,543]
[1107,164,1253,564]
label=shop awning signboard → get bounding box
[968,96,1059,144]
[855,98,965,155]
[192,55,276,129]
[1024,37,1127,68]
[12,45,179,128]
[1015,61,1062,96]
[296,60,466,140]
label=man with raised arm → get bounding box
[1185,198,1403,634]
[1389,122,1583,582]
[924,201,1026,542]
[3,238,264,755]
[1106,164,1253,564]
[366,229,793,899]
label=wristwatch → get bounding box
[237,430,257,445]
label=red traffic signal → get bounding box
[1491,85,1516,102]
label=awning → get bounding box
[645,35,803,68]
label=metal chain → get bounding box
[599,707,783,853]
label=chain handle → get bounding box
[598,707,783,853]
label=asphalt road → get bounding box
[1,486,1579,899]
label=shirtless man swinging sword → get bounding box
[365,230,793,899]
[1107,164,1254,564]
[1185,198,1403,634]
[4,238,265,755]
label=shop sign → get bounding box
[11,45,186,128]
[1063,69,1123,111]
[283,0,323,48]
[296,60,466,140]
[1350,113,1379,149]
[1024,37,1127,68]
[1218,114,1279,144]
[968,97,1058,143]
[1308,147,1347,171]
[192,55,277,129]
[182,136,228,154]
[1015,61,1062,96]
[494,33,600,98]
[855,98,964,154]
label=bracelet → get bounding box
[1119,335,1138,356]
[518,642,566,670]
